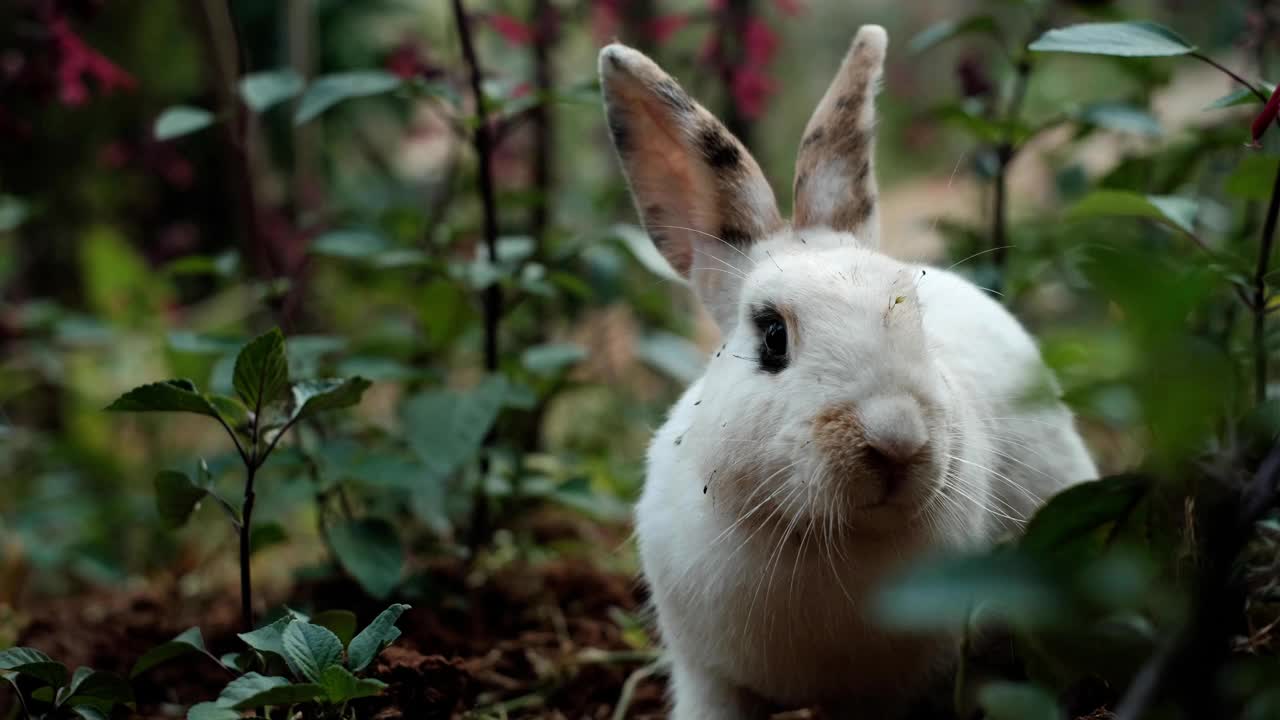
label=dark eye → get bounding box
[754,308,788,373]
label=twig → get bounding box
[1190,52,1269,103]
[1114,442,1280,719]
[529,0,555,262]
[714,0,754,143]
[1253,162,1280,405]
[451,0,502,550]
[990,42,1035,294]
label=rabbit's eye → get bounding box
[753,308,788,373]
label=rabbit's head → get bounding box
[602,26,966,537]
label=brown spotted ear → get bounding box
[793,25,887,246]
[599,43,782,333]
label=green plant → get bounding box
[0,648,133,719]
[131,604,409,720]
[105,329,371,631]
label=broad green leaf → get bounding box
[239,69,304,112]
[0,195,29,232]
[1206,83,1275,110]
[347,604,411,672]
[131,627,207,678]
[875,551,1064,630]
[311,610,358,648]
[155,106,215,140]
[1227,154,1280,201]
[326,518,404,600]
[207,394,251,433]
[215,672,298,708]
[282,622,344,683]
[250,522,288,554]
[1029,22,1195,57]
[1021,475,1148,565]
[1067,190,1199,235]
[187,702,239,720]
[637,332,705,384]
[219,652,250,672]
[978,681,1064,720]
[521,343,588,375]
[320,665,387,703]
[62,669,133,709]
[402,376,507,479]
[909,15,1000,54]
[105,379,219,418]
[233,328,289,412]
[286,377,372,424]
[609,224,684,284]
[154,471,207,528]
[0,648,67,688]
[311,229,390,259]
[295,71,402,124]
[231,682,326,710]
[1077,103,1161,136]
[238,615,295,658]
[70,707,107,720]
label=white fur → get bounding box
[636,228,1097,717]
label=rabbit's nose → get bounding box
[859,395,928,464]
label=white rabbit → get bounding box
[599,24,1098,720]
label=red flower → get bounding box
[47,14,135,106]
[591,0,622,42]
[1251,84,1280,148]
[732,65,776,119]
[773,0,805,16]
[743,17,779,66]
[647,14,690,44]
[488,14,535,46]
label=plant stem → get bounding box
[240,459,258,632]
[1190,52,1268,102]
[1253,161,1280,405]
[715,0,754,144]
[988,52,1029,294]
[530,0,555,262]
[451,0,502,549]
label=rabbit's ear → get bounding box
[793,25,886,246]
[599,43,782,333]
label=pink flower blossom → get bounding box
[488,14,535,46]
[47,14,135,106]
[743,17,779,66]
[732,64,775,119]
[647,14,690,44]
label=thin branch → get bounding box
[990,56,1033,294]
[1190,52,1269,103]
[451,0,502,550]
[1253,161,1280,405]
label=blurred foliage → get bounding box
[2,0,1280,718]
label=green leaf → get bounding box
[978,681,1064,720]
[155,106,216,140]
[637,332,705,384]
[281,621,344,683]
[286,377,372,424]
[0,648,67,688]
[1206,82,1275,110]
[311,610,358,648]
[214,672,325,709]
[609,224,685,284]
[62,669,133,709]
[875,551,1064,630]
[105,379,220,418]
[250,522,288,554]
[238,615,296,658]
[1029,21,1196,57]
[1227,154,1280,201]
[1067,190,1199,235]
[154,471,207,529]
[320,665,387,703]
[1021,475,1148,566]
[131,627,208,678]
[403,375,507,480]
[70,707,108,720]
[0,195,29,232]
[347,604,411,672]
[521,343,588,376]
[326,518,403,600]
[1076,103,1162,136]
[187,702,239,720]
[295,71,403,124]
[311,229,390,259]
[233,328,289,412]
[239,69,304,112]
[909,15,1000,55]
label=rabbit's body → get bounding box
[599,25,1096,718]
[638,233,1095,714]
